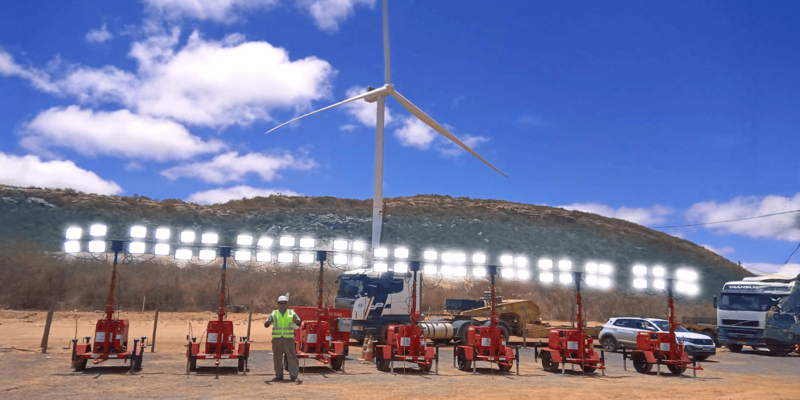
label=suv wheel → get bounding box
[601,336,618,352]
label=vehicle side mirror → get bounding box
[713,296,717,309]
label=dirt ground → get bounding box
[1,310,799,399]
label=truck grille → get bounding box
[721,319,759,327]
[723,328,760,338]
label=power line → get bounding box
[785,242,800,265]
[652,209,800,229]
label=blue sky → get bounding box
[1,0,798,274]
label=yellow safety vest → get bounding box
[271,309,295,338]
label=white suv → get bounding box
[599,317,716,360]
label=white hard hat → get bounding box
[278,295,289,303]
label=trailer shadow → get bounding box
[192,367,241,376]
[75,366,136,374]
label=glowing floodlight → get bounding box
[154,243,170,256]
[258,237,273,247]
[500,255,513,266]
[155,228,170,240]
[633,278,648,289]
[352,241,365,252]
[676,281,700,295]
[395,247,409,259]
[654,279,666,290]
[201,233,218,245]
[333,254,348,265]
[352,256,364,267]
[633,265,648,276]
[598,277,612,288]
[333,240,348,250]
[676,269,698,281]
[199,249,216,261]
[653,266,665,277]
[559,273,573,284]
[235,250,251,262]
[473,253,486,264]
[64,241,80,253]
[90,224,107,237]
[441,265,453,276]
[515,257,528,268]
[599,263,613,275]
[180,231,195,243]
[237,235,253,246]
[472,267,486,277]
[500,268,515,279]
[88,240,105,253]
[130,226,147,238]
[558,260,572,271]
[453,266,468,277]
[538,259,553,270]
[424,250,438,261]
[539,272,554,283]
[175,248,193,260]
[452,253,466,263]
[129,242,146,254]
[299,238,315,248]
[374,262,388,273]
[280,236,295,247]
[423,264,438,275]
[517,269,531,280]
[277,252,293,263]
[394,263,409,273]
[256,252,272,262]
[66,227,82,239]
[298,253,314,264]
[586,275,598,286]
[586,262,599,274]
[374,248,388,258]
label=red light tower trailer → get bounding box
[538,271,605,375]
[454,265,518,374]
[285,251,351,371]
[185,247,251,377]
[374,261,438,373]
[71,240,147,372]
[625,279,703,376]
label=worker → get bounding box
[264,295,302,382]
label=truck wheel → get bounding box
[375,351,391,371]
[456,348,472,371]
[541,352,560,372]
[601,336,618,352]
[187,356,197,372]
[498,324,511,343]
[72,357,87,371]
[632,353,652,374]
[377,322,399,346]
[667,364,686,375]
[330,355,345,371]
[727,344,743,352]
[767,345,792,356]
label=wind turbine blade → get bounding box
[382,0,391,85]
[390,91,508,178]
[265,86,389,134]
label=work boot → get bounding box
[290,376,301,383]
[272,376,284,382]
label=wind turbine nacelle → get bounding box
[364,86,379,103]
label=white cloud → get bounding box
[22,105,222,161]
[0,50,58,93]
[186,185,300,204]
[144,0,279,23]
[297,0,375,33]
[559,203,674,226]
[0,153,122,195]
[435,134,489,157]
[161,151,316,184]
[339,124,357,131]
[518,115,547,127]
[742,262,800,277]
[86,24,113,43]
[687,194,800,241]
[341,86,393,127]
[394,117,436,149]
[701,244,735,256]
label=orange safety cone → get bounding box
[358,335,374,362]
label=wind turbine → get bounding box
[266,0,507,251]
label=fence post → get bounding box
[40,304,55,354]
[150,308,159,353]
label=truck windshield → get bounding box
[336,278,362,299]
[651,320,688,332]
[719,293,783,312]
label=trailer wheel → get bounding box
[71,358,87,371]
[667,364,686,375]
[188,356,197,372]
[132,355,142,372]
[727,344,743,352]
[540,352,559,372]
[418,362,433,372]
[238,357,246,373]
[499,362,512,372]
[581,365,596,374]
[456,348,472,371]
[632,353,652,374]
[330,355,345,371]
[375,351,391,371]
[601,336,618,352]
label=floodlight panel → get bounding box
[441,265,453,276]
[394,247,409,259]
[64,241,80,253]
[633,278,648,289]
[472,267,486,277]
[677,269,698,281]
[279,236,295,247]
[199,249,216,260]
[256,252,272,262]
[258,237,273,247]
[352,256,364,267]
[500,268,514,279]
[175,248,193,260]
[333,254,348,265]
[89,224,107,237]
[333,240,348,250]
[518,269,531,280]
[374,262,388,273]
[154,243,170,255]
[599,263,613,275]
[654,279,666,290]
[423,264,438,275]
[88,240,105,253]
[235,250,251,262]
[653,266,666,277]
[394,263,409,273]
[539,272,554,283]
[586,262,599,274]
[472,253,486,264]
[299,237,315,248]
[352,241,365,252]
[155,228,171,240]
[586,275,598,286]
[677,281,700,295]
[277,252,293,263]
[558,260,572,270]
[130,226,147,238]
[453,266,467,277]
[129,242,146,254]
[424,250,438,261]
[633,265,648,275]
[180,231,196,243]
[298,253,314,264]
[515,257,528,268]
[599,276,612,288]
[559,273,573,284]
[201,233,218,245]
[500,255,513,266]
[452,253,466,263]
[65,227,82,239]
[538,259,553,270]
[237,235,253,246]
[374,248,388,258]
